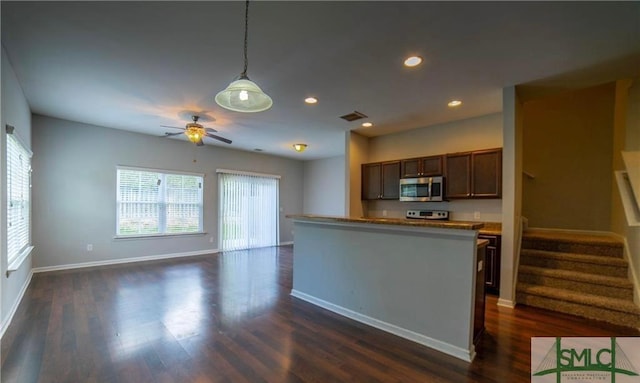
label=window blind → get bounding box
[6,131,32,265]
[116,168,203,236]
[218,172,279,251]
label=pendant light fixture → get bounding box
[215,0,273,113]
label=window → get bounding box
[116,167,203,237]
[218,170,279,251]
[6,127,32,267]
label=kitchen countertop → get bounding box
[287,214,484,231]
[479,222,502,236]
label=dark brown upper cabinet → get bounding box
[444,153,472,198]
[445,148,502,199]
[362,161,401,200]
[400,155,443,178]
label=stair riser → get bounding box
[517,293,640,328]
[518,274,633,300]
[520,256,628,278]
[522,239,623,258]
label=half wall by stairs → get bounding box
[517,229,640,328]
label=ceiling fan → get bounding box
[161,115,232,146]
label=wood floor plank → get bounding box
[2,245,638,383]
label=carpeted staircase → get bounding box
[517,229,640,328]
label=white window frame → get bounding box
[115,166,204,239]
[6,124,34,273]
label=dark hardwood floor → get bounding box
[1,245,638,382]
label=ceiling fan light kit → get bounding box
[216,0,272,113]
[163,115,232,146]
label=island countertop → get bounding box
[286,214,484,231]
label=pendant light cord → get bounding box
[241,0,249,78]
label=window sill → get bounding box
[7,245,34,277]
[113,232,207,241]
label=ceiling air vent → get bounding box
[340,111,368,122]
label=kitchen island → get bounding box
[287,214,485,362]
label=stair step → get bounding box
[520,249,628,277]
[522,229,623,258]
[519,265,634,300]
[517,283,640,328]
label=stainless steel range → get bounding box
[405,210,449,220]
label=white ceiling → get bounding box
[2,1,639,160]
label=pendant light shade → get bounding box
[215,76,273,113]
[215,0,272,113]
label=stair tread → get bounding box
[517,283,640,314]
[519,265,634,288]
[520,249,628,265]
[523,229,623,247]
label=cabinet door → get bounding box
[479,234,501,294]
[420,156,443,176]
[473,244,486,345]
[362,163,382,200]
[381,161,400,199]
[400,158,421,178]
[445,153,471,198]
[472,149,502,198]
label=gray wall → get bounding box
[1,46,33,330]
[32,115,304,268]
[303,156,346,216]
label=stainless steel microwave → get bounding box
[399,176,444,202]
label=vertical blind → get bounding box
[6,132,32,265]
[117,167,203,236]
[218,171,279,251]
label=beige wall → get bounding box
[522,83,615,231]
[368,113,503,162]
[611,80,633,235]
[620,77,640,303]
[500,86,524,307]
[347,132,369,218]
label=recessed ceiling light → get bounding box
[448,100,462,107]
[362,122,373,128]
[305,97,318,104]
[404,56,423,67]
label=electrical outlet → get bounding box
[209,236,214,243]
[382,210,387,217]
[474,211,481,220]
[87,244,93,251]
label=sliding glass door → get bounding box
[218,170,279,251]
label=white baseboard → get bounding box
[279,241,294,246]
[32,248,219,273]
[0,270,34,339]
[497,298,516,309]
[290,289,475,362]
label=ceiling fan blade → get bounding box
[196,138,204,146]
[164,132,183,137]
[205,133,232,144]
[204,127,218,133]
[160,125,184,130]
